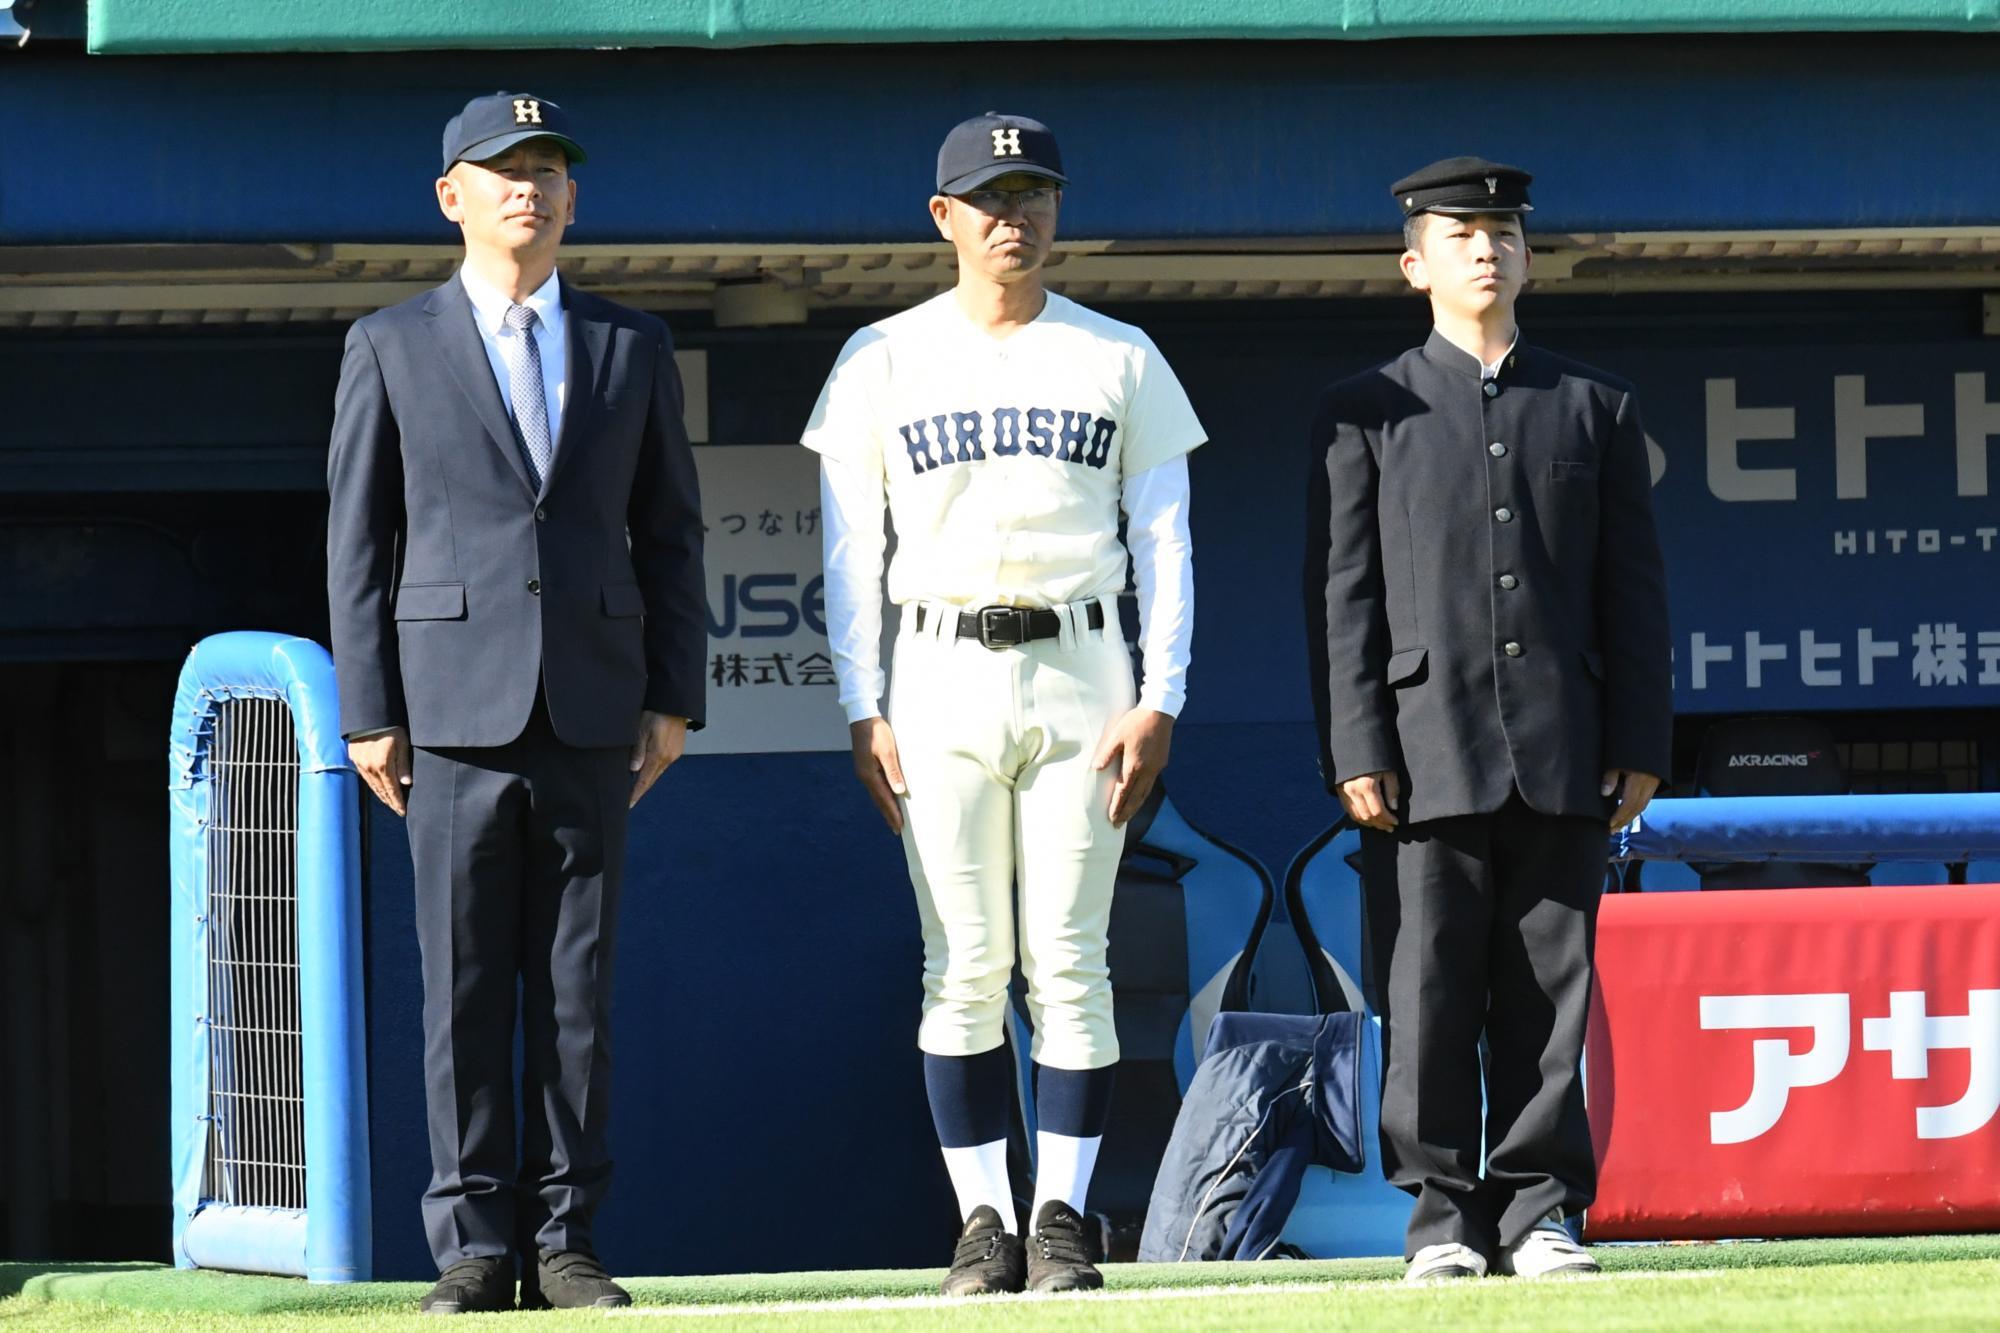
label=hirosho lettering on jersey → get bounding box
[799,290,1206,610]
[899,407,1118,474]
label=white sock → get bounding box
[940,1139,1017,1233]
[1030,1132,1102,1222]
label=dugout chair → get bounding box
[1869,860,1952,886]
[1692,716,1868,889]
[1005,781,1273,1257]
[1626,857,1702,891]
[1273,820,1416,1258]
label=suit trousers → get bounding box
[1359,791,1606,1259]
[890,600,1133,1072]
[407,696,633,1268]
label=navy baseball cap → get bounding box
[441,92,587,174]
[936,113,1068,195]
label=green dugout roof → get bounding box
[86,0,2000,54]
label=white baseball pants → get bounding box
[889,599,1134,1071]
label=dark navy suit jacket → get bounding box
[327,274,706,749]
[1304,330,1672,825]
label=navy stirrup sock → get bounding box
[924,1048,1014,1148]
[1035,1063,1116,1139]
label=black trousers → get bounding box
[1359,790,1606,1259]
[406,698,632,1269]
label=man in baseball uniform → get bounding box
[801,113,1204,1295]
[1305,157,1671,1282]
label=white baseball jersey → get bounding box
[802,290,1206,720]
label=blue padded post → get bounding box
[169,632,370,1282]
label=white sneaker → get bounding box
[1405,1242,1488,1283]
[1499,1220,1600,1278]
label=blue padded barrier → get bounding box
[1617,794,2000,863]
[169,632,369,1281]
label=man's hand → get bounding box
[850,717,907,834]
[1339,770,1401,831]
[630,711,688,807]
[349,728,413,816]
[1603,768,1661,831]
[1094,709,1174,828]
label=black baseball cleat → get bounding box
[535,1249,633,1308]
[941,1204,1026,1296]
[1026,1200,1104,1293]
[420,1257,514,1315]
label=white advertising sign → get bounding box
[682,444,854,755]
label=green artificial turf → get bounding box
[2,1236,1997,1330]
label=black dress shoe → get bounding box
[421,1257,514,1315]
[941,1205,1026,1296]
[536,1249,632,1309]
[1026,1200,1104,1293]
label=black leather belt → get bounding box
[914,600,1106,650]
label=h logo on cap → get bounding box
[991,128,1023,158]
[514,99,543,126]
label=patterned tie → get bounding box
[502,303,553,489]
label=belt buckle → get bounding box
[977,605,1025,650]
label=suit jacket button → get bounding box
[535,507,548,522]
[1483,381,1500,398]
[1498,574,1518,590]
[527,579,541,594]
[1495,507,1513,522]
[1504,641,1523,657]
[1489,442,1507,457]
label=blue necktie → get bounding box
[503,303,553,489]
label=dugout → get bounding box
[4,1,2000,1277]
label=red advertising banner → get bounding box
[1586,884,2000,1238]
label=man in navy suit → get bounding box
[326,92,705,1314]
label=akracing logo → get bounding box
[1727,751,1820,768]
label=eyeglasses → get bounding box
[958,186,1060,215]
